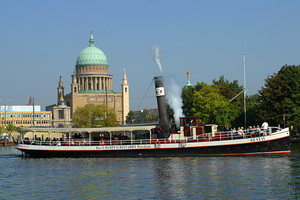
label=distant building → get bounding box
[0,98,52,127]
[47,32,129,126]
[46,76,72,128]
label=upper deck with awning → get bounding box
[19,125,158,134]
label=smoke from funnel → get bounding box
[165,77,184,128]
[152,45,184,128]
[153,46,163,74]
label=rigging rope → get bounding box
[127,78,154,124]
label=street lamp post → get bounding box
[0,100,3,127]
[4,104,6,126]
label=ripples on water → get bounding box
[1,145,300,200]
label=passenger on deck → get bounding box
[114,137,119,145]
[231,128,237,139]
[238,127,244,138]
[254,125,260,137]
[82,138,87,145]
[23,137,29,144]
[261,121,269,136]
[101,138,105,145]
[227,129,233,139]
[71,139,75,145]
[250,126,255,137]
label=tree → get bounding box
[259,73,286,124]
[6,124,17,133]
[17,126,27,140]
[182,85,195,116]
[212,76,246,127]
[212,75,243,102]
[245,94,261,126]
[72,104,119,128]
[0,126,5,134]
[5,124,18,143]
[166,104,175,126]
[135,109,150,123]
[191,83,238,127]
[125,111,135,124]
[259,65,300,128]
[133,109,159,124]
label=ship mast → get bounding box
[229,53,247,128]
[243,52,247,128]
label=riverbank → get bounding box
[0,141,17,147]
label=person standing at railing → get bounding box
[82,138,87,145]
[261,121,269,136]
[114,137,119,145]
[101,138,105,145]
[231,128,237,139]
[238,127,244,138]
[248,126,254,137]
[255,125,261,137]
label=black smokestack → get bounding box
[154,76,170,138]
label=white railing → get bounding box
[20,127,286,146]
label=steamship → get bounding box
[16,76,291,157]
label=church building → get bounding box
[47,32,129,127]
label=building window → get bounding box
[59,110,64,119]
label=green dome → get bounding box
[76,33,108,65]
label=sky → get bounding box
[0,0,300,111]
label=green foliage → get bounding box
[166,104,175,124]
[213,76,246,126]
[259,73,285,124]
[182,85,195,116]
[212,75,243,102]
[258,65,300,128]
[181,75,261,128]
[246,94,261,126]
[72,104,119,128]
[0,126,6,134]
[17,127,27,137]
[191,83,238,127]
[125,111,135,124]
[133,109,159,124]
[180,65,300,130]
[5,124,17,133]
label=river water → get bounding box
[1,144,300,200]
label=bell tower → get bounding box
[51,75,72,128]
[122,69,129,124]
[71,70,78,94]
